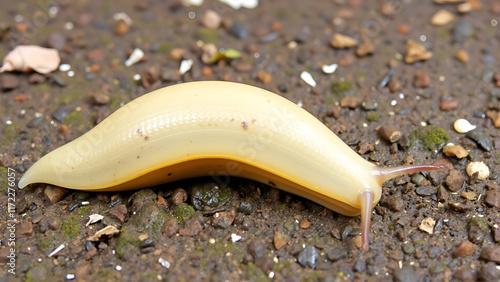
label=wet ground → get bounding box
[1,0,500,281]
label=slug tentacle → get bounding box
[372,164,444,186]
[358,190,374,252]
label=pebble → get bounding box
[114,12,132,35]
[468,217,488,244]
[297,246,319,269]
[248,239,265,259]
[439,99,458,111]
[162,218,178,237]
[405,40,432,64]
[454,49,469,63]
[300,71,316,87]
[330,33,357,48]
[453,240,476,258]
[48,217,62,230]
[229,21,248,40]
[393,267,418,282]
[384,196,405,212]
[431,9,455,26]
[52,74,67,87]
[340,96,362,109]
[212,209,235,229]
[179,218,202,237]
[16,222,33,238]
[44,186,68,204]
[239,201,253,215]
[442,144,468,158]
[416,186,437,196]
[446,169,464,192]
[0,73,20,90]
[92,92,110,105]
[234,62,252,72]
[419,217,435,234]
[449,201,473,212]
[322,63,338,74]
[28,73,46,84]
[201,10,221,29]
[480,246,500,263]
[84,246,97,260]
[326,248,347,262]
[453,267,474,281]
[171,188,188,206]
[466,130,492,151]
[273,231,287,250]
[466,162,489,180]
[413,70,431,88]
[454,119,476,133]
[257,70,272,84]
[453,19,474,43]
[87,49,104,62]
[299,218,310,229]
[398,24,410,34]
[486,111,500,127]
[338,53,355,66]
[485,190,500,208]
[353,259,366,272]
[47,32,66,50]
[378,126,402,143]
[356,41,374,57]
[170,48,185,60]
[478,262,500,281]
[108,204,127,224]
[388,77,402,92]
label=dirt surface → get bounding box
[1,0,500,281]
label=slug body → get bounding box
[19,81,442,251]
[0,45,60,74]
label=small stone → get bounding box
[171,188,188,206]
[388,77,402,92]
[486,111,500,128]
[338,53,355,66]
[108,204,127,224]
[273,231,287,250]
[419,217,435,234]
[92,93,110,105]
[485,190,500,208]
[179,218,202,237]
[330,33,357,49]
[454,119,477,133]
[257,70,272,84]
[457,2,473,13]
[466,162,489,180]
[353,259,366,273]
[480,246,500,263]
[384,196,405,212]
[416,186,437,196]
[201,10,221,29]
[393,267,418,282]
[170,48,185,60]
[405,40,432,64]
[16,222,33,238]
[322,63,338,74]
[0,73,20,90]
[431,9,455,26]
[48,217,62,230]
[297,246,319,269]
[162,218,178,237]
[466,130,492,151]
[449,201,473,212]
[438,185,449,202]
[248,239,265,259]
[453,19,474,43]
[478,262,500,281]
[326,248,348,262]
[28,73,46,84]
[300,71,316,87]
[445,169,464,192]
[442,144,468,158]
[378,126,402,143]
[453,267,474,282]
[234,62,252,72]
[340,96,362,109]
[47,32,66,50]
[44,186,68,204]
[239,201,253,215]
[229,21,248,40]
[413,70,431,88]
[356,41,374,57]
[212,209,236,229]
[453,240,476,258]
[439,99,458,111]
[454,49,469,63]
[84,247,97,260]
[299,218,310,229]
[87,49,104,62]
[461,191,475,200]
[468,217,488,244]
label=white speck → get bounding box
[67,71,74,77]
[66,274,75,280]
[112,250,115,255]
[231,233,242,242]
[268,271,275,278]
[297,100,303,107]
[65,22,74,30]
[188,11,196,19]
[20,109,26,115]
[6,120,12,125]
[113,12,133,26]
[183,0,203,6]
[59,64,71,72]
[48,244,65,257]
[158,258,171,269]
[491,19,498,27]
[14,15,24,22]
[49,6,59,17]
[209,238,216,244]
[399,93,405,99]
[38,258,42,262]
[273,256,279,263]
[179,59,193,75]
[420,35,427,41]
[86,214,104,226]
[322,63,338,74]
[300,71,316,87]
[420,121,427,126]
[219,0,258,9]
[125,48,144,67]
[362,123,368,127]
[287,41,297,49]
[116,265,122,271]
[454,119,476,133]
[390,99,397,106]
[81,201,90,206]
[133,73,141,81]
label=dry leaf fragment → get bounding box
[0,45,60,74]
[87,225,120,241]
[86,214,104,226]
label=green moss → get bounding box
[190,183,233,210]
[414,240,425,245]
[494,153,500,164]
[78,206,92,216]
[132,202,169,233]
[409,125,449,152]
[331,80,354,100]
[109,93,127,111]
[207,241,236,257]
[26,266,48,282]
[173,204,195,222]
[4,122,19,143]
[366,112,380,122]
[157,42,173,53]
[32,83,51,93]
[116,226,141,258]
[61,215,80,238]
[63,111,84,127]
[60,88,84,104]
[0,166,8,192]
[245,262,270,281]
[37,234,55,253]
[388,225,395,231]
[278,203,289,211]
[198,28,219,42]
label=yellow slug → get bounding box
[18,81,442,251]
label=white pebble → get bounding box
[158,258,171,269]
[419,217,435,234]
[179,59,193,75]
[125,48,144,67]
[113,12,133,26]
[466,162,489,180]
[48,244,65,257]
[66,274,75,280]
[300,71,316,87]
[59,64,71,72]
[454,119,476,133]
[182,0,203,6]
[321,63,338,74]
[86,214,104,226]
[231,233,242,242]
[218,0,258,9]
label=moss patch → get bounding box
[366,112,380,122]
[173,204,195,222]
[78,206,92,216]
[409,125,449,152]
[61,215,80,238]
[198,28,219,42]
[331,80,354,100]
[131,202,168,233]
[0,166,8,192]
[4,122,19,143]
[37,234,56,253]
[63,111,84,127]
[190,183,232,210]
[116,226,141,258]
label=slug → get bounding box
[0,45,60,74]
[18,81,442,251]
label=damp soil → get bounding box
[1,0,500,281]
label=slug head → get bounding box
[359,164,444,252]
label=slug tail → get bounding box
[373,164,444,186]
[359,190,374,252]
